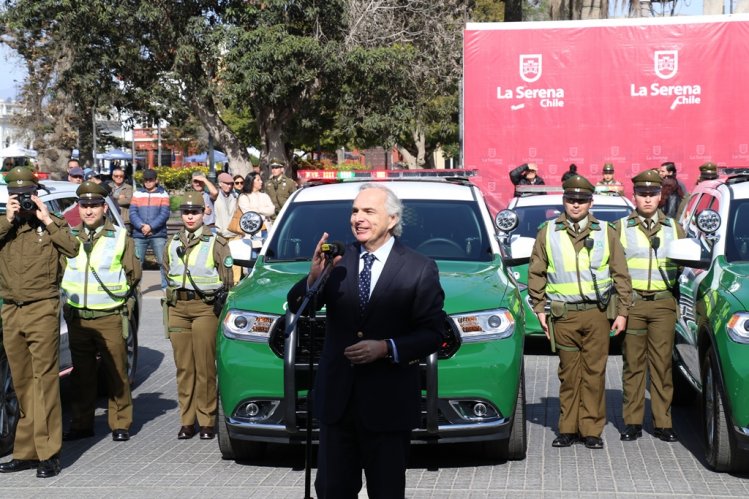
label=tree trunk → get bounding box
[189,96,252,177]
[256,107,291,176]
[413,127,427,168]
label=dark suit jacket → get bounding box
[288,238,445,432]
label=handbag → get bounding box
[228,206,244,235]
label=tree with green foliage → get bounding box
[338,0,467,168]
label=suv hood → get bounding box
[227,258,513,316]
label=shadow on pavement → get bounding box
[131,346,165,389]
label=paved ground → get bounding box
[2,270,749,498]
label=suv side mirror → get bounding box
[662,237,712,270]
[229,211,266,268]
[502,235,535,267]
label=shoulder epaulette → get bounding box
[627,218,639,228]
[661,217,673,227]
[552,221,566,231]
[103,229,116,238]
[71,228,81,236]
[608,221,617,229]
[214,234,228,245]
[590,221,601,231]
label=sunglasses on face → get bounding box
[234,181,244,186]
[112,174,124,178]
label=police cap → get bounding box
[699,162,718,180]
[269,158,285,168]
[562,175,595,200]
[77,181,108,205]
[602,163,615,173]
[4,166,38,192]
[632,169,662,195]
[180,191,205,210]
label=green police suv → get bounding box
[665,172,749,472]
[216,174,530,462]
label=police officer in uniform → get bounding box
[61,182,141,443]
[616,170,685,442]
[162,192,233,439]
[596,163,623,194]
[528,175,632,449]
[676,162,718,218]
[0,167,79,478]
[265,158,297,217]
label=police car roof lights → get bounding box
[297,168,477,182]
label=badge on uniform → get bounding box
[224,256,233,267]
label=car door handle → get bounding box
[679,275,689,284]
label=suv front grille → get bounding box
[269,315,460,363]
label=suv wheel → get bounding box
[217,396,266,461]
[485,366,527,461]
[702,347,742,471]
[0,348,19,457]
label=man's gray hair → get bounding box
[359,183,403,237]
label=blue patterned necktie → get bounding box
[359,253,375,312]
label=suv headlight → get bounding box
[450,309,515,342]
[726,312,749,344]
[222,310,280,342]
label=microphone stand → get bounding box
[285,254,337,499]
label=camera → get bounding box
[18,193,36,212]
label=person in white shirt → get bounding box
[213,172,238,238]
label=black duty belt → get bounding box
[175,289,201,301]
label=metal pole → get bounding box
[92,106,97,171]
[131,129,137,188]
[157,120,162,168]
[208,135,216,179]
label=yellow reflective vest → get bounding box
[167,234,223,291]
[62,226,128,310]
[619,217,679,291]
[545,221,612,303]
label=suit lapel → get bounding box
[362,240,406,318]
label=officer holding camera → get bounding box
[60,181,141,444]
[0,167,79,478]
[162,192,233,440]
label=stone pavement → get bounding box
[2,271,748,498]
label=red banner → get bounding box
[463,15,749,211]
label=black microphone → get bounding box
[584,238,594,251]
[321,241,345,258]
[176,246,186,259]
[651,236,661,250]
[83,241,93,255]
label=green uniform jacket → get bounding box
[69,218,142,304]
[265,173,297,215]
[161,225,234,292]
[0,213,80,302]
[527,212,632,317]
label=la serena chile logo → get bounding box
[629,49,701,110]
[496,54,565,109]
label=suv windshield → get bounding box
[265,199,493,262]
[725,198,749,262]
[513,205,631,237]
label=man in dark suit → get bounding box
[287,183,445,499]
